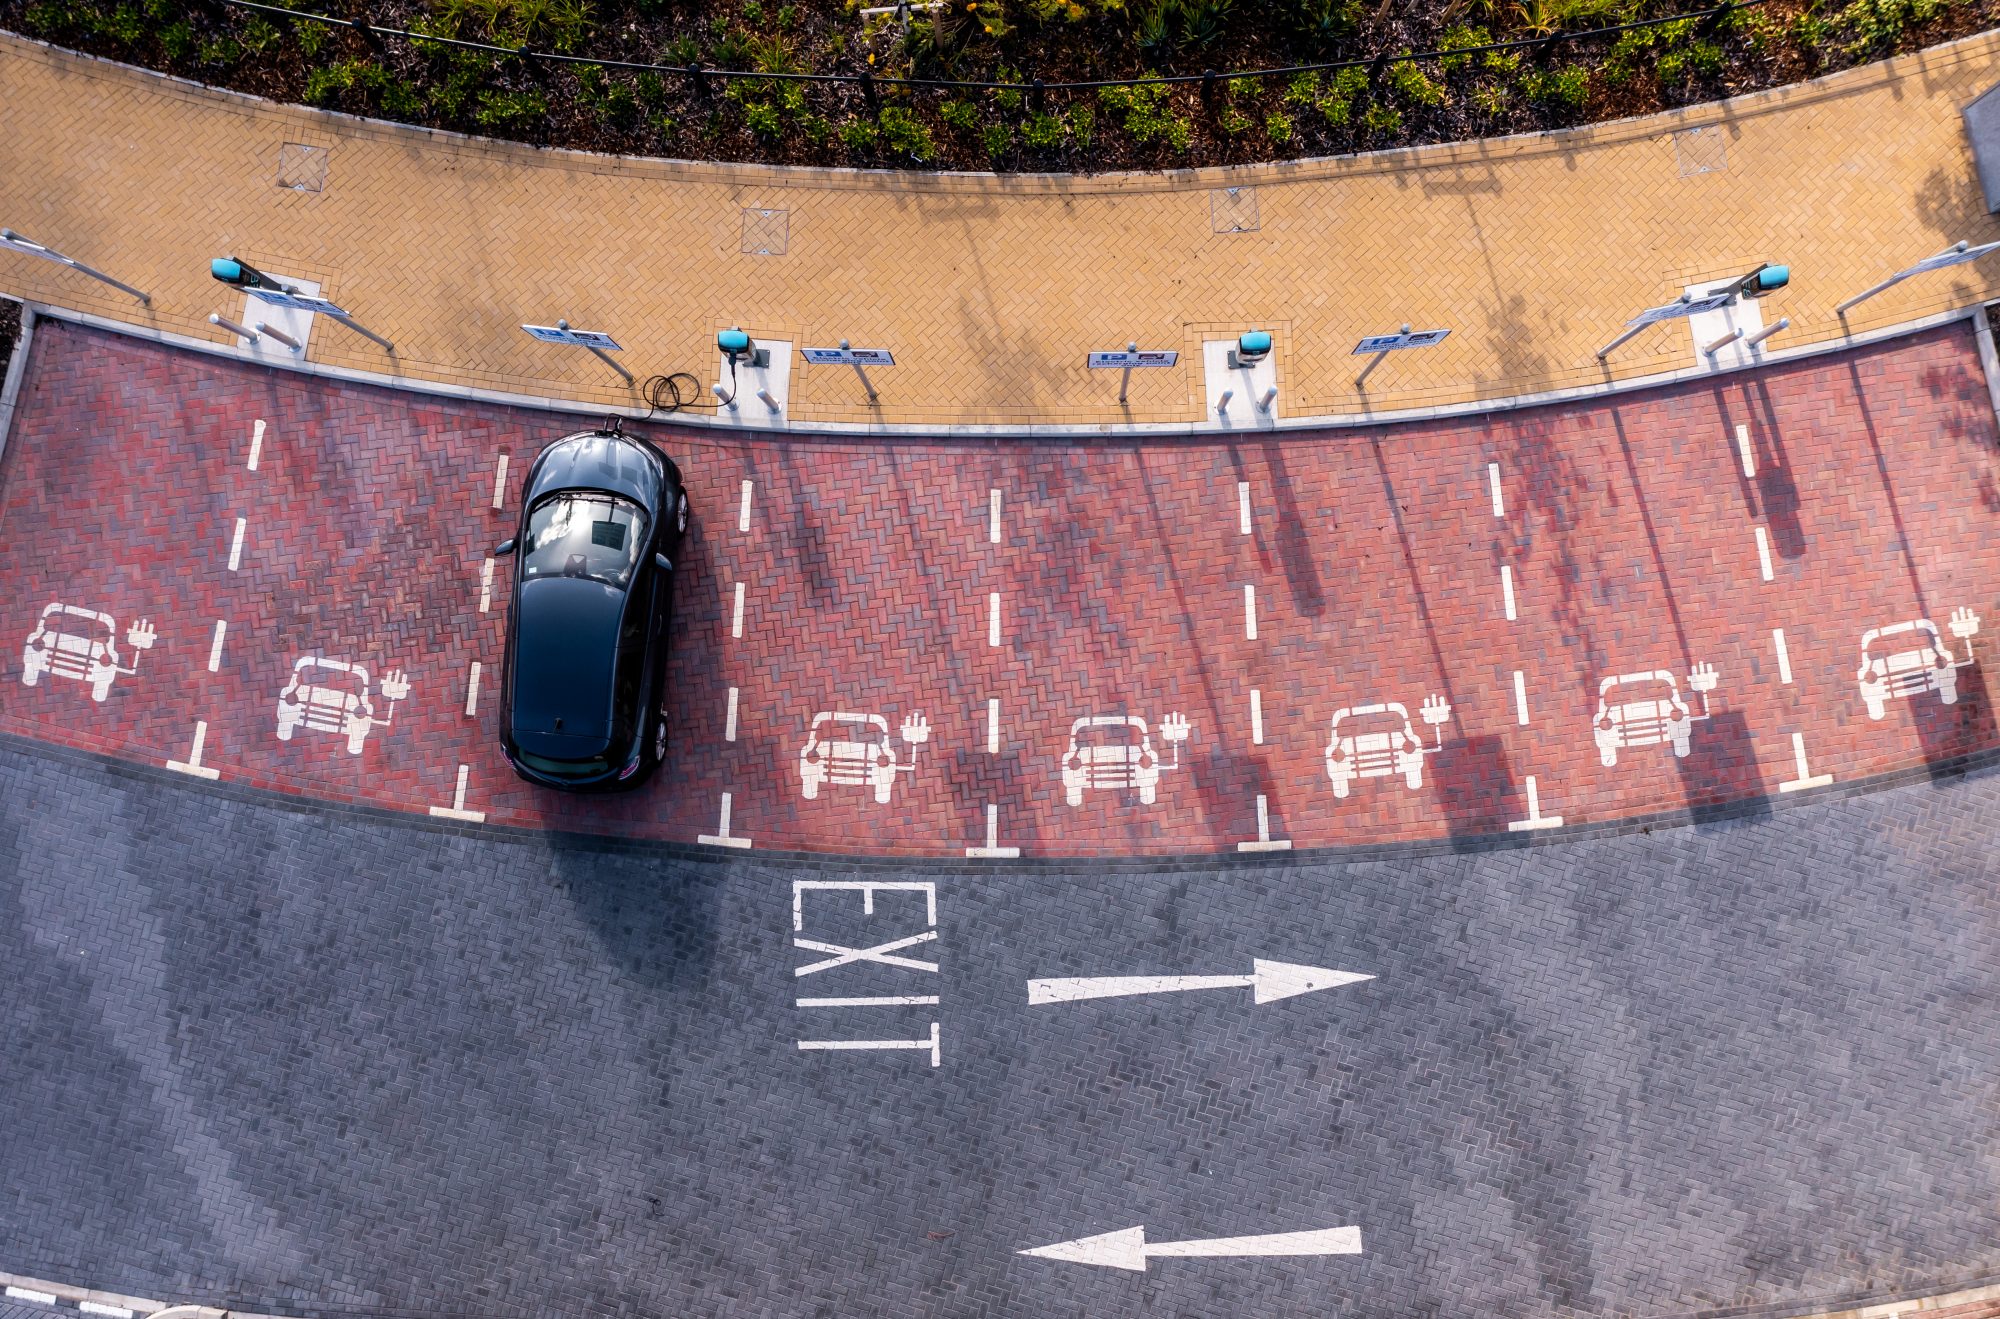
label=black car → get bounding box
[493,427,689,791]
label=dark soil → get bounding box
[2,0,1994,172]
[0,299,19,384]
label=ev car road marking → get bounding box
[428,764,486,823]
[986,698,1000,753]
[1238,481,1252,535]
[1244,585,1258,641]
[1021,1224,1363,1273]
[1027,959,1373,1006]
[489,454,509,511]
[988,593,1001,647]
[1773,628,1794,685]
[1755,526,1775,582]
[1735,423,1756,478]
[1250,688,1264,745]
[697,792,752,847]
[1500,564,1516,620]
[479,557,495,612]
[165,721,221,780]
[1488,462,1505,518]
[738,479,754,533]
[1513,670,1530,725]
[1237,794,1292,852]
[989,488,1002,544]
[967,803,1021,858]
[245,419,264,471]
[1779,732,1835,791]
[206,620,227,673]
[731,583,746,639]
[725,687,740,741]
[227,518,246,571]
[1507,775,1564,831]
[464,661,482,717]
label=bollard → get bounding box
[1256,386,1277,413]
[1744,317,1789,351]
[255,321,302,351]
[1702,327,1743,357]
[756,387,781,413]
[208,312,258,344]
[712,382,737,411]
[1216,389,1233,415]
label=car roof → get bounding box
[510,576,626,752]
[1861,619,1937,647]
[1071,715,1145,733]
[1331,702,1409,722]
[525,430,666,511]
[811,711,889,731]
[294,655,360,675]
[45,603,112,625]
[1599,670,1677,693]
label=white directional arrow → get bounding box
[1020,1224,1363,1272]
[1026,958,1373,1006]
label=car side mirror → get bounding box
[494,538,516,556]
[655,553,673,572]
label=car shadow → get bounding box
[545,830,723,993]
[1674,709,1771,828]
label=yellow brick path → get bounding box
[2,30,1999,426]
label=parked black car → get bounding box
[494,426,689,791]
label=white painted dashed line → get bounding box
[206,619,227,673]
[726,686,740,742]
[1488,462,1505,518]
[1507,775,1564,831]
[966,802,1021,858]
[1779,731,1835,791]
[732,582,746,639]
[738,478,754,532]
[6,1288,57,1306]
[1236,794,1292,852]
[80,1303,136,1318]
[227,517,246,571]
[428,764,487,823]
[1500,564,1516,621]
[479,556,495,611]
[490,453,509,511]
[987,698,1000,753]
[246,418,265,471]
[698,791,753,848]
[1237,481,1252,535]
[165,721,220,780]
[1513,670,1530,725]
[1754,525,1774,582]
[1243,585,1258,641]
[1772,628,1794,685]
[464,661,482,717]
[1735,423,1756,478]
[989,488,1002,544]
[988,592,1002,647]
[797,995,941,1008]
[1249,688,1264,745]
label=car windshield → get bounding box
[522,492,648,590]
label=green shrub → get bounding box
[665,33,699,64]
[839,116,879,149]
[1439,24,1488,74]
[429,52,491,118]
[237,16,281,54]
[1220,105,1252,135]
[982,119,1012,158]
[1284,71,1319,107]
[159,18,194,58]
[22,2,72,39]
[940,98,980,130]
[1265,111,1292,143]
[1290,0,1358,49]
[197,34,243,67]
[741,0,762,21]
[1473,84,1509,115]
[1386,57,1446,107]
[777,3,798,26]
[879,105,937,158]
[91,4,143,44]
[799,112,833,144]
[1226,76,1258,101]
[1520,64,1589,112]
[1098,77,1189,146]
[1315,64,1367,125]
[474,86,548,129]
[636,71,665,105]
[1834,0,1944,56]
[1023,111,1067,147]
[1361,101,1402,134]
[993,66,1026,112]
[1069,103,1094,148]
[296,20,328,56]
[744,101,782,136]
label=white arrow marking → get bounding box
[1027,958,1372,1006]
[1020,1224,1362,1272]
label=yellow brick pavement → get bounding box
[2,29,1999,426]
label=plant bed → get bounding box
[2,0,1994,171]
[0,298,19,383]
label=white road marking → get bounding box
[206,620,227,673]
[1488,462,1505,518]
[987,698,1000,753]
[490,453,509,511]
[227,517,246,571]
[428,764,487,822]
[1237,481,1252,535]
[1028,960,1372,1006]
[794,931,939,977]
[1735,423,1756,478]
[1244,585,1258,640]
[165,721,220,779]
[1249,688,1264,745]
[479,557,495,611]
[246,419,265,471]
[725,686,740,741]
[1500,564,1516,620]
[1779,732,1835,791]
[966,802,1021,858]
[80,1304,136,1318]
[1772,628,1793,685]
[989,488,1002,544]
[797,1020,940,1067]
[697,791,752,847]
[464,661,482,717]
[732,582,746,639]
[1754,525,1774,582]
[1507,774,1564,831]
[797,996,942,1007]
[1237,793,1292,852]
[1022,1224,1363,1273]
[738,479,754,532]
[988,593,1001,647]
[1513,670,1529,725]
[793,879,937,927]
[5,1289,57,1306]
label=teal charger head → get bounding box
[1237,329,1272,358]
[210,257,246,285]
[718,327,751,355]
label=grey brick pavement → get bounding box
[2,737,2000,1318]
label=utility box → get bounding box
[1965,81,2000,213]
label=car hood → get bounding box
[510,576,624,754]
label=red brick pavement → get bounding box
[4,318,1998,858]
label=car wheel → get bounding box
[1330,774,1351,800]
[1599,747,1618,768]
[1139,783,1157,806]
[874,779,893,805]
[1864,693,1887,721]
[801,771,820,800]
[276,714,296,741]
[1404,766,1423,790]
[654,714,669,763]
[20,658,39,687]
[675,491,689,536]
[1671,733,1691,758]
[1940,675,1960,706]
[89,673,114,702]
[1065,784,1083,807]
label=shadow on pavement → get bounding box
[1676,709,1772,828]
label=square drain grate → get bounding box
[741,208,789,255]
[1674,125,1727,177]
[1210,186,1259,233]
[276,142,329,192]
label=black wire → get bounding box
[642,371,705,417]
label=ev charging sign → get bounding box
[802,346,896,366]
[1351,328,1450,354]
[520,323,623,351]
[1625,293,1735,328]
[1086,349,1179,369]
[245,287,350,316]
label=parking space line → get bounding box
[726,686,740,741]
[1507,775,1565,830]
[732,582,746,639]
[246,419,264,471]
[987,698,1000,753]
[227,517,245,571]
[1236,794,1292,852]
[966,803,1020,858]
[206,620,227,673]
[1754,525,1774,582]
[989,488,1002,544]
[1488,462,1504,518]
[1773,628,1793,684]
[1238,481,1252,535]
[165,721,220,780]
[1735,423,1756,478]
[1243,585,1258,640]
[80,1304,135,1318]
[1513,670,1530,725]
[738,479,754,532]
[464,661,481,717]
[988,593,1001,647]
[1250,688,1264,745]
[428,764,487,823]
[479,557,494,611]
[797,996,941,1008]
[698,791,753,848]
[1778,732,1835,791]
[1500,564,1516,620]
[490,453,509,511]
